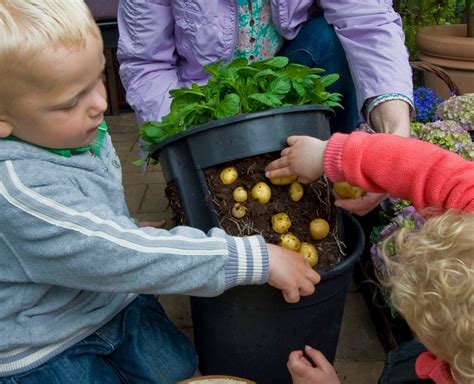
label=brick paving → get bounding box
[106,112,386,383]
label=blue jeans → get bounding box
[279,16,360,133]
[1,295,197,384]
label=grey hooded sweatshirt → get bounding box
[0,134,268,376]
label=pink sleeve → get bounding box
[324,132,474,212]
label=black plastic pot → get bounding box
[191,212,363,384]
[151,104,365,384]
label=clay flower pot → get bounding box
[416,24,474,97]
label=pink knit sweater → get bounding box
[324,132,474,213]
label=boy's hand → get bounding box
[288,345,340,384]
[265,136,328,184]
[266,244,320,303]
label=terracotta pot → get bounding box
[416,24,474,97]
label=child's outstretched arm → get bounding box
[266,132,474,212]
[287,345,340,384]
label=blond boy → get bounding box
[0,1,319,381]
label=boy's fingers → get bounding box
[304,346,333,371]
[309,271,321,285]
[298,279,315,296]
[283,288,300,303]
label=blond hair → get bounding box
[381,211,474,382]
[0,0,99,106]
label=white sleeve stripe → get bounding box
[248,236,263,283]
[234,237,247,284]
[0,183,222,256]
[3,161,225,245]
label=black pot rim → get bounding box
[318,212,365,281]
[150,104,334,156]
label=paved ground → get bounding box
[106,112,386,383]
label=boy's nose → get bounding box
[90,88,108,117]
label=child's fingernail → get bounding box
[305,345,313,350]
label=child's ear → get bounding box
[0,120,13,138]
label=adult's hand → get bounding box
[369,99,411,137]
[334,192,389,216]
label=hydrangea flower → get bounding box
[412,120,474,160]
[436,93,474,131]
[413,86,444,123]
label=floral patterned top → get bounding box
[233,0,284,61]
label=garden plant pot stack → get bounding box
[151,105,365,384]
[416,24,474,97]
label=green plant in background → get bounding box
[139,56,341,147]
[399,0,465,58]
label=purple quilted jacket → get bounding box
[117,0,412,124]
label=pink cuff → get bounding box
[323,133,350,182]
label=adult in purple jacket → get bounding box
[117,0,413,215]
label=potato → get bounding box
[251,181,271,204]
[289,181,304,202]
[231,203,247,218]
[333,181,365,199]
[278,232,301,251]
[299,242,318,267]
[233,186,248,203]
[309,218,330,240]
[271,212,292,234]
[269,175,298,185]
[219,166,238,185]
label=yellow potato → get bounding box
[271,212,292,234]
[278,232,301,251]
[232,186,248,203]
[299,242,319,267]
[219,166,238,185]
[333,181,365,199]
[289,181,304,202]
[309,218,330,240]
[269,175,298,185]
[231,203,247,218]
[251,182,272,204]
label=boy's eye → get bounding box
[61,102,77,111]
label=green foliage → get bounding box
[139,57,342,146]
[399,0,466,58]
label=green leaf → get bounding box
[249,93,281,108]
[260,56,289,68]
[203,59,223,77]
[320,74,340,88]
[214,93,241,119]
[269,77,292,95]
[227,57,248,68]
[236,66,259,77]
[255,68,276,78]
[292,80,306,97]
